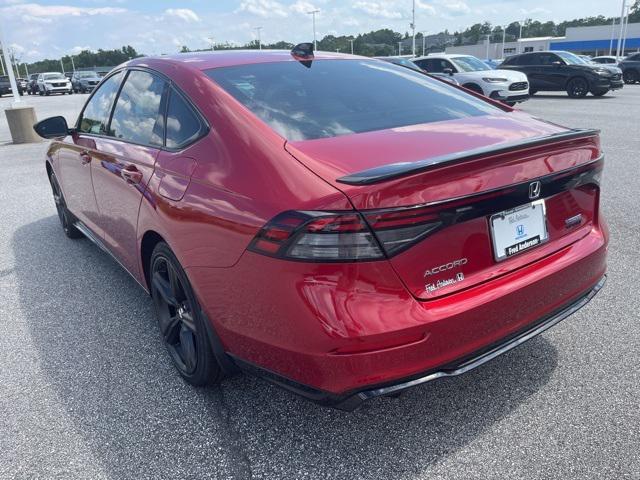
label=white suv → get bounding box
[413,54,529,105]
[37,72,73,96]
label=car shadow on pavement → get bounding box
[533,94,615,100]
[14,216,559,480]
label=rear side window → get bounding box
[165,88,203,149]
[79,71,124,134]
[206,59,499,141]
[109,70,167,146]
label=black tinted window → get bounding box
[79,71,124,134]
[166,89,202,148]
[206,60,499,141]
[109,70,166,146]
[539,53,560,65]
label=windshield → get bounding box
[44,73,65,80]
[451,56,491,72]
[77,72,98,78]
[206,59,500,141]
[556,52,588,65]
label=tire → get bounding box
[38,88,44,96]
[591,89,608,97]
[529,89,537,95]
[45,90,50,96]
[49,172,83,239]
[623,69,638,84]
[80,86,86,94]
[150,242,222,386]
[566,77,589,98]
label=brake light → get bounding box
[363,206,442,256]
[249,208,443,262]
[248,211,385,261]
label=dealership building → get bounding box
[445,22,640,59]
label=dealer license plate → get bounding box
[490,200,548,261]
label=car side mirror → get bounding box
[443,68,454,76]
[33,116,73,139]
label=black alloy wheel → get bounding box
[49,172,83,239]
[150,243,221,386]
[566,77,589,98]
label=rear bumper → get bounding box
[236,275,605,410]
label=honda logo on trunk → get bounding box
[529,181,541,199]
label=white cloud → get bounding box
[3,3,127,17]
[164,8,200,23]
[353,1,402,19]
[290,1,317,15]
[434,0,471,16]
[237,0,289,18]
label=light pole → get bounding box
[60,58,65,74]
[208,36,215,51]
[411,0,416,57]
[398,41,402,55]
[621,5,631,56]
[518,21,524,53]
[0,52,5,76]
[616,0,627,60]
[70,55,76,72]
[609,17,616,55]
[307,10,320,50]
[349,39,354,54]
[501,26,506,59]
[485,34,490,60]
[421,31,428,56]
[24,62,29,77]
[254,26,262,50]
[0,22,20,103]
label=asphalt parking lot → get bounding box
[0,88,639,480]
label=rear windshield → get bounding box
[205,59,500,141]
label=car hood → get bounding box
[457,69,527,82]
[80,77,101,82]
[284,111,570,208]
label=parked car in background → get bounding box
[0,75,23,96]
[27,73,39,95]
[619,52,640,84]
[413,54,529,105]
[71,71,102,93]
[33,48,607,409]
[37,72,73,95]
[483,58,503,69]
[500,50,623,97]
[591,56,618,65]
[374,56,460,85]
[17,78,29,92]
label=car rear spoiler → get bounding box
[336,128,600,186]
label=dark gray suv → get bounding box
[620,53,640,84]
[71,71,101,93]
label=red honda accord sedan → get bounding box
[35,45,607,410]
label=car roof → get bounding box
[126,50,362,71]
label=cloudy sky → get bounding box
[0,0,625,62]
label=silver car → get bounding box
[71,71,102,93]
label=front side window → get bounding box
[108,70,167,146]
[79,71,124,134]
[206,59,500,141]
[165,88,202,149]
[555,52,585,65]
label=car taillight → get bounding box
[363,206,442,256]
[249,211,384,261]
[249,208,442,262]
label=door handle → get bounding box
[120,166,143,184]
[80,150,92,165]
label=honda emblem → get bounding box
[529,181,541,200]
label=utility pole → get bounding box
[411,0,416,57]
[609,17,616,55]
[254,26,262,50]
[616,0,627,60]
[307,10,320,50]
[349,39,354,55]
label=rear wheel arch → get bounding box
[140,230,166,291]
